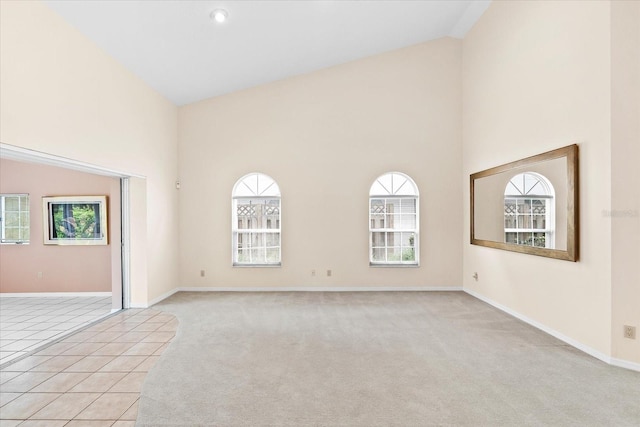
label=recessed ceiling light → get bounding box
[210,9,228,23]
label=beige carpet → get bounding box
[137,291,640,426]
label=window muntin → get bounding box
[369,173,419,265]
[504,172,554,248]
[232,173,281,266]
[1,194,30,244]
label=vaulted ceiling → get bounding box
[44,1,490,106]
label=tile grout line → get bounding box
[1,308,176,424]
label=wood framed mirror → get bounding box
[470,144,579,261]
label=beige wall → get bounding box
[611,0,640,364]
[463,1,614,357]
[0,1,179,306]
[0,159,120,294]
[178,39,462,289]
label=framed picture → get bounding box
[42,196,108,245]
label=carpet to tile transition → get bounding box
[136,292,640,426]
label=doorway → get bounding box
[0,144,132,365]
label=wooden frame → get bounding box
[470,144,579,261]
[42,196,108,245]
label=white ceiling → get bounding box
[44,0,491,106]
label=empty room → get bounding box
[0,0,639,426]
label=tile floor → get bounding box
[0,308,177,425]
[0,296,113,366]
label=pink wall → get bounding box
[0,159,120,293]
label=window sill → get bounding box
[233,263,281,268]
[1,242,30,245]
[369,263,419,268]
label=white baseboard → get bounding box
[130,288,181,308]
[610,357,640,373]
[0,292,112,298]
[137,286,462,308]
[178,286,462,293]
[464,288,640,372]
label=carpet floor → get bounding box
[137,291,640,426]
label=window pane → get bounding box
[401,232,415,247]
[5,212,19,226]
[505,215,516,228]
[266,248,280,263]
[237,232,250,249]
[372,232,385,247]
[387,247,401,262]
[4,197,19,211]
[400,214,416,229]
[251,233,264,247]
[370,199,385,213]
[392,214,402,229]
[371,248,385,262]
[5,228,19,240]
[251,248,265,263]
[370,215,384,229]
[386,199,398,227]
[387,232,400,247]
[532,199,545,213]
[265,232,280,247]
[505,232,517,244]
[517,214,530,229]
[402,247,415,261]
[237,249,250,263]
[400,198,416,214]
[533,232,546,248]
[517,232,533,245]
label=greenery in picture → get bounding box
[52,203,99,239]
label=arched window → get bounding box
[504,172,555,248]
[232,173,281,266]
[369,172,419,265]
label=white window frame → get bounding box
[369,172,419,266]
[504,172,555,249]
[232,173,281,266]
[0,193,30,244]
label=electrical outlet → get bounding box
[200,270,205,277]
[327,269,332,277]
[472,272,478,281]
[37,272,43,279]
[311,270,316,277]
[623,325,636,339]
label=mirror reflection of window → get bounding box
[504,172,555,248]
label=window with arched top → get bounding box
[504,172,555,248]
[369,172,419,265]
[232,173,281,266]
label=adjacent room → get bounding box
[0,159,122,364]
[0,0,638,425]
